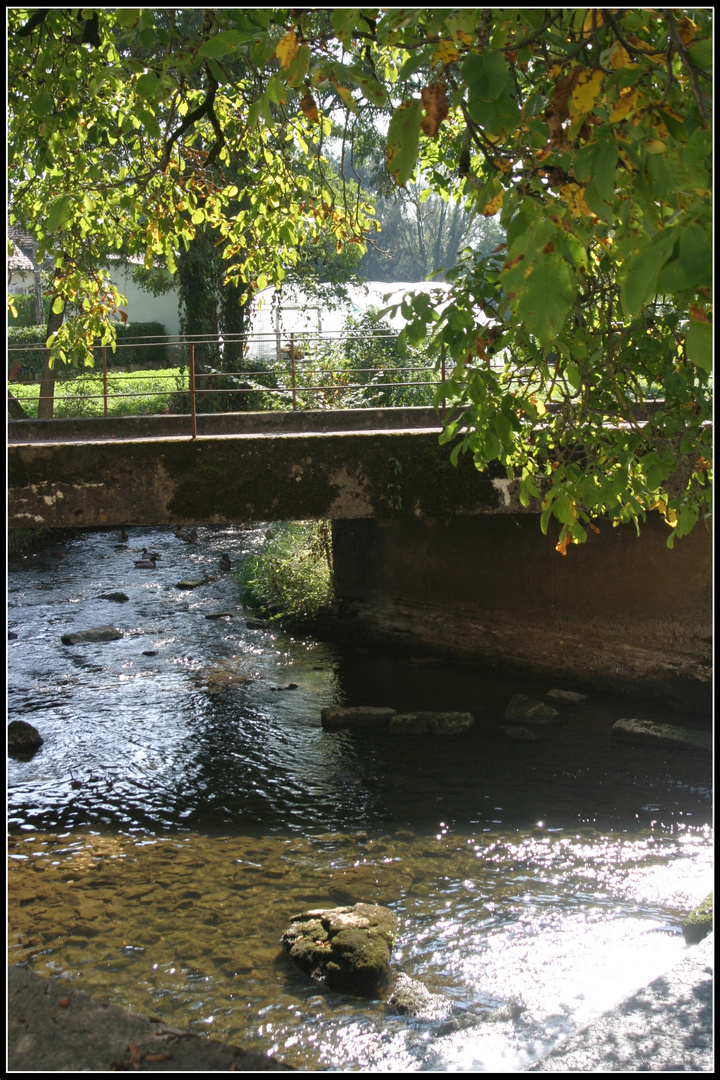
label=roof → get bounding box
[8,247,34,272]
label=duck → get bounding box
[119,529,129,543]
[134,557,157,569]
[142,547,161,561]
[174,526,199,543]
[219,553,232,572]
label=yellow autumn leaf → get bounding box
[582,9,604,36]
[559,182,591,217]
[276,30,298,71]
[677,16,697,44]
[646,139,667,154]
[609,45,637,70]
[570,69,604,118]
[549,63,564,79]
[482,191,503,216]
[609,88,637,122]
[433,40,459,65]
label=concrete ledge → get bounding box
[7,966,294,1072]
[528,933,713,1072]
[7,406,443,443]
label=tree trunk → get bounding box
[8,390,29,419]
[36,306,65,420]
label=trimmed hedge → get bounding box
[7,321,170,379]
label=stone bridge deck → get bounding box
[8,408,518,529]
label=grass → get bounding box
[237,521,334,623]
[8,368,189,419]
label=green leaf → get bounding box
[514,253,576,345]
[592,135,618,202]
[620,234,675,316]
[331,9,360,47]
[686,316,712,371]
[198,31,243,58]
[678,222,712,289]
[32,89,53,118]
[566,363,581,391]
[462,50,509,101]
[116,9,140,28]
[136,72,159,98]
[387,99,422,187]
[52,296,65,315]
[688,38,712,72]
[47,195,74,233]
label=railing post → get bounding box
[441,342,446,424]
[102,346,108,418]
[189,342,197,439]
[290,332,296,411]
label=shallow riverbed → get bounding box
[7,526,713,1071]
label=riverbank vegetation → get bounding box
[238,522,333,623]
[8,9,711,549]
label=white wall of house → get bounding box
[107,261,181,336]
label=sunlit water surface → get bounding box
[8,526,712,1071]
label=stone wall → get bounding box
[331,514,712,704]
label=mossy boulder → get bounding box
[321,707,396,731]
[683,892,713,944]
[282,902,397,993]
[504,694,561,725]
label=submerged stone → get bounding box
[97,592,130,603]
[612,718,711,754]
[499,724,538,742]
[546,688,587,703]
[321,707,396,731]
[8,720,44,758]
[61,625,123,645]
[503,694,562,725]
[282,902,397,993]
[683,892,713,944]
[388,711,474,735]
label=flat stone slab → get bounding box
[612,718,712,754]
[8,965,293,1072]
[388,711,475,735]
[61,625,123,645]
[546,688,587,703]
[529,933,713,1072]
[504,694,562,725]
[321,706,396,730]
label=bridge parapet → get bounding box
[8,421,534,529]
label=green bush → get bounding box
[238,521,333,623]
[8,321,170,379]
[286,311,438,410]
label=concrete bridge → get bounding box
[7,408,712,702]
[7,407,520,529]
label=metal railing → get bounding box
[8,329,449,438]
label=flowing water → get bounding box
[7,525,712,1071]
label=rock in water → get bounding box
[8,720,44,758]
[682,893,713,944]
[503,694,562,725]
[321,707,396,731]
[612,718,711,754]
[61,626,123,645]
[388,711,474,735]
[282,903,397,993]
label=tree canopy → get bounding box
[8,7,712,547]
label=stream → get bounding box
[7,524,713,1071]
